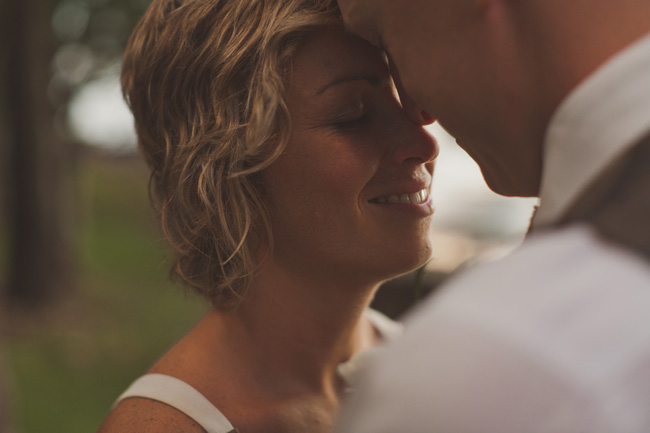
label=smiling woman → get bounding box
[263,28,437,286]
[96,1,437,432]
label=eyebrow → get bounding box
[315,75,384,96]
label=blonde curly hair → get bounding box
[121,0,340,309]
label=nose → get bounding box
[387,56,438,166]
[390,122,439,166]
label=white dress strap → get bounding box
[114,373,238,433]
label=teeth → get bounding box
[374,189,428,205]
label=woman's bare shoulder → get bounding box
[96,397,206,433]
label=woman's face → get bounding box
[261,27,438,284]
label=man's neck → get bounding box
[523,0,650,118]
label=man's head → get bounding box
[340,0,650,197]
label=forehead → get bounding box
[286,27,390,98]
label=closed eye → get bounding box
[332,113,371,131]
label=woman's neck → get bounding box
[211,258,382,398]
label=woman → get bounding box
[98,0,437,432]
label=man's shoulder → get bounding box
[401,222,650,363]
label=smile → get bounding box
[371,188,429,205]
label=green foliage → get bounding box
[48,0,152,110]
[3,155,206,433]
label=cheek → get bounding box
[281,136,377,193]
[286,167,365,219]
[263,153,368,226]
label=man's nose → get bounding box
[390,56,435,126]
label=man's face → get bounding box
[341,0,546,197]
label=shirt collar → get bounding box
[533,31,650,227]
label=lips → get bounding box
[370,188,429,205]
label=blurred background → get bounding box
[0,0,537,431]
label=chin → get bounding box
[483,170,540,198]
[375,241,433,281]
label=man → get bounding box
[335,0,650,431]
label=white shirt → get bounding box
[336,33,650,433]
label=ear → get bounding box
[476,0,525,39]
[476,0,517,22]
[475,0,500,13]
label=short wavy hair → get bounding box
[122,0,340,309]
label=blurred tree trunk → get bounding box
[0,4,10,433]
[2,0,76,307]
[0,359,10,433]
